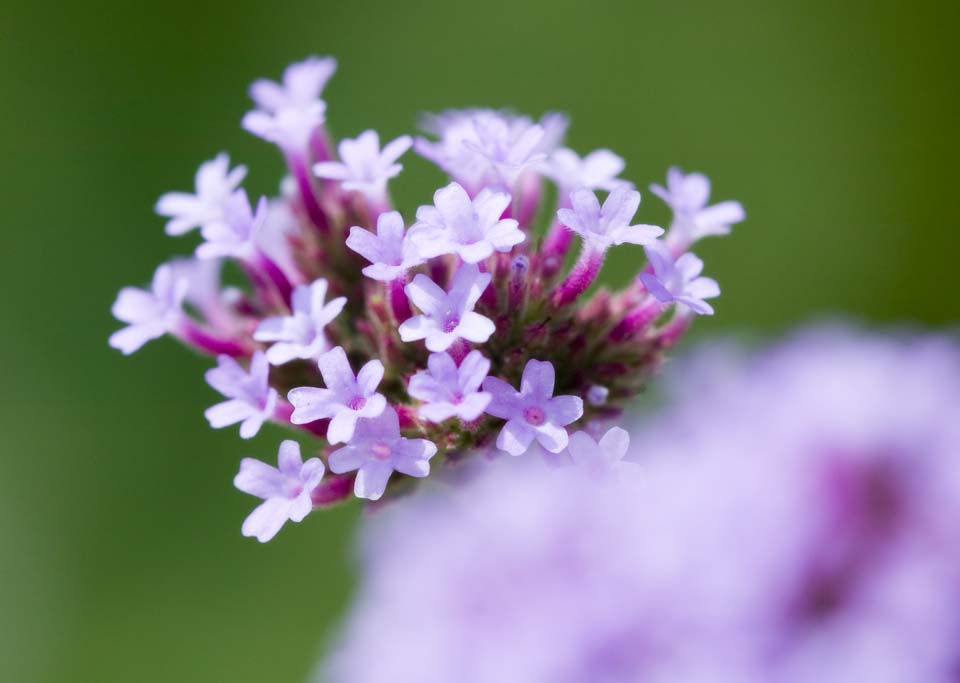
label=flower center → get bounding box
[523,406,546,426]
[348,395,367,411]
[371,440,392,461]
[451,392,464,405]
[442,316,461,333]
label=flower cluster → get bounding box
[323,328,960,683]
[109,56,743,541]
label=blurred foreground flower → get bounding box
[323,328,960,682]
[109,56,743,539]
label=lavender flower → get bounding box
[288,347,387,444]
[557,187,663,251]
[253,278,347,365]
[233,440,325,543]
[539,147,629,192]
[313,130,412,200]
[155,153,247,236]
[399,264,495,352]
[204,351,278,439]
[109,263,187,354]
[248,56,336,113]
[408,182,524,263]
[346,211,424,282]
[112,56,741,526]
[483,359,583,455]
[407,351,492,423]
[324,328,960,682]
[639,241,720,315]
[566,427,631,471]
[195,190,267,261]
[328,408,437,501]
[651,166,746,250]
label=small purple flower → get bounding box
[586,384,609,407]
[567,427,631,470]
[233,440,325,543]
[409,182,525,263]
[204,351,278,439]
[650,167,745,248]
[109,263,187,355]
[313,130,412,199]
[408,351,492,423]
[639,241,720,315]
[483,359,584,455]
[248,56,337,113]
[253,278,347,365]
[399,264,495,352]
[328,408,437,501]
[288,347,387,444]
[242,101,327,153]
[540,147,630,193]
[557,187,663,252]
[346,211,424,282]
[155,153,247,236]
[196,190,267,261]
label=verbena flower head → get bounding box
[323,328,960,682]
[109,56,742,540]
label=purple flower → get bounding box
[483,359,583,455]
[233,440,325,543]
[650,167,745,249]
[204,351,278,439]
[399,264,495,352]
[557,187,663,252]
[253,278,347,365]
[287,346,387,444]
[248,56,336,113]
[539,147,630,192]
[196,190,267,261]
[109,263,187,355]
[345,211,424,282]
[242,102,327,153]
[408,351,492,423]
[639,241,720,315]
[409,182,525,263]
[586,384,609,407]
[415,109,565,191]
[155,153,247,236]
[566,427,631,471]
[167,257,242,334]
[313,130,412,199]
[328,407,438,501]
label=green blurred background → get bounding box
[2,0,957,680]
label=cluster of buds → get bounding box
[109,56,744,541]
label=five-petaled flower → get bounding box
[248,56,337,113]
[254,278,347,365]
[557,187,663,253]
[409,182,524,263]
[651,167,745,249]
[328,408,437,501]
[314,130,412,200]
[540,148,630,193]
[567,427,632,471]
[109,263,187,355]
[155,153,247,237]
[483,359,584,455]
[346,211,424,282]
[204,351,279,439]
[288,347,387,444]
[233,440,325,543]
[408,351,492,423]
[399,264,495,352]
[639,241,720,316]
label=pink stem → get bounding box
[551,247,604,308]
[310,474,354,507]
[176,319,251,358]
[387,277,412,323]
[286,151,329,235]
[609,301,664,342]
[449,339,470,364]
[540,222,574,279]
[252,250,293,304]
